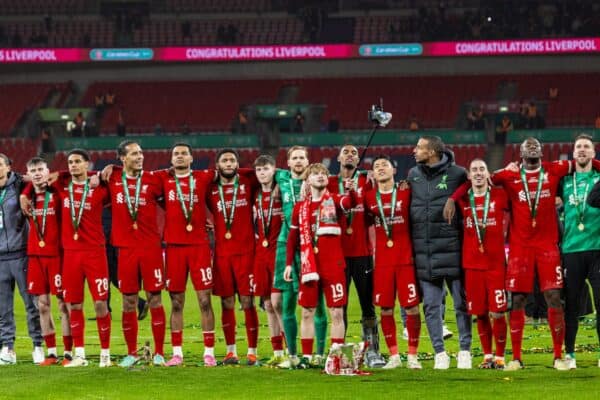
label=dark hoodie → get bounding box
[407,149,467,281]
[0,172,28,259]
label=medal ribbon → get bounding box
[217,176,239,232]
[122,171,142,223]
[468,188,490,248]
[32,190,51,241]
[376,184,397,241]
[520,167,544,222]
[338,175,358,227]
[572,172,591,227]
[175,173,195,224]
[68,179,89,232]
[257,189,275,239]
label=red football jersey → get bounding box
[364,185,413,266]
[26,189,61,256]
[254,188,284,248]
[327,173,372,258]
[207,174,258,255]
[155,170,215,245]
[54,177,110,250]
[287,193,352,266]
[457,187,508,270]
[493,161,569,248]
[107,169,162,248]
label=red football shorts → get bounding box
[373,263,420,309]
[506,245,563,293]
[62,248,109,303]
[117,246,165,293]
[27,255,62,296]
[253,246,279,297]
[213,252,254,297]
[298,254,346,308]
[464,267,507,315]
[165,244,213,292]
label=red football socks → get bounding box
[172,330,183,347]
[43,333,56,350]
[244,307,259,349]
[477,315,493,355]
[381,314,398,355]
[301,338,314,356]
[62,335,73,352]
[69,309,85,348]
[96,313,111,350]
[509,310,525,361]
[406,313,421,355]
[492,315,507,358]
[271,335,284,351]
[221,308,236,346]
[122,311,138,355]
[548,307,565,359]
[150,306,166,356]
[203,331,215,348]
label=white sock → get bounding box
[100,348,110,357]
[64,350,72,357]
[204,347,214,357]
[226,344,237,355]
[47,347,57,357]
[247,348,256,356]
[74,347,85,358]
[173,346,183,358]
[304,354,312,362]
[484,353,493,360]
[274,350,284,358]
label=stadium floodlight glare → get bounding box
[60,114,70,120]
[278,110,288,116]
[499,106,509,112]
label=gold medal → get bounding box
[186,224,193,232]
[133,222,138,230]
[346,227,353,235]
[479,244,484,253]
[225,231,232,239]
[313,246,319,254]
[39,240,45,248]
[73,232,79,241]
[386,240,394,248]
[578,223,585,231]
[262,239,269,248]
[531,219,536,228]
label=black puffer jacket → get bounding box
[407,150,467,281]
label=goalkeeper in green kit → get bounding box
[273,146,328,369]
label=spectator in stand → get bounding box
[466,108,478,130]
[549,87,559,100]
[72,112,85,137]
[40,129,55,156]
[328,115,340,133]
[94,93,105,113]
[105,91,115,107]
[409,115,420,131]
[527,101,538,129]
[517,99,528,129]
[495,115,513,144]
[474,105,485,130]
[238,110,248,134]
[293,110,305,133]
[595,115,600,129]
[116,109,126,137]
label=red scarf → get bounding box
[298,190,341,283]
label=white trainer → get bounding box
[457,350,472,369]
[504,360,523,371]
[564,355,576,370]
[442,325,453,340]
[382,354,402,369]
[407,354,422,369]
[434,351,450,370]
[553,358,570,371]
[64,355,89,367]
[32,346,45,364]
[99,354,113,368]
[0,348,16,365]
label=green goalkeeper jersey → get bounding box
[560,170,600,253]
[275,169,304,243]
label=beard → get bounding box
[218,168,237,179]
[342,163,356,170]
